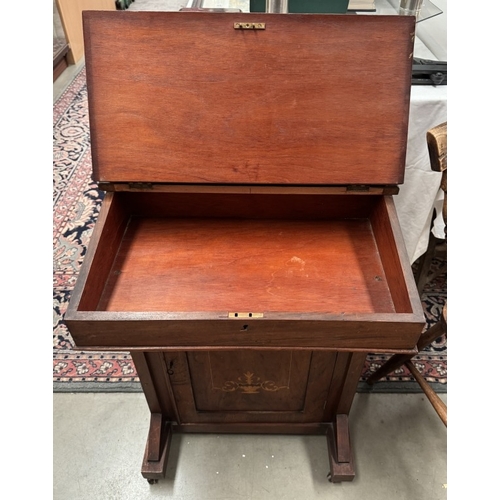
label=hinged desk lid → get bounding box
[83,11,414,185]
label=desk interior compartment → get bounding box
[66,190,423,351]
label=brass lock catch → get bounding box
[234,22,266,30]
[228,312,264,318]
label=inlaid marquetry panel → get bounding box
[187,350,311,412]
[164,350,353,424]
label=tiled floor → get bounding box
[53,58,447,499]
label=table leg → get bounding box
[326,414,355,483]
[141,415,173,483]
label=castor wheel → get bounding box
[147,478,158,485]
[327,472,332,483]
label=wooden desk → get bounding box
[65,11,425,485]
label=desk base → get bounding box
[140,416,355,484]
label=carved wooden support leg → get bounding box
[326,414,355,483]
[141,414,173,483]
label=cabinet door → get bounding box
[166,349,339,424]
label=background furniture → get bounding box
[415,121,447,294]
[367,302,447,425]
[56,0,116,65]
[367,121,447,425]
[53,0,70,81]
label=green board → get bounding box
[250,0,350,13]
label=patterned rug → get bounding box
[53,67,447,393]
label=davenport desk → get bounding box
[65,11,425,484]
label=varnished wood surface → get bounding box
[167,350,338,424]
[132,348,362,479]
[327,417,355,482]
[102,183,400,196]
[98,217,394,314]
[76,193,129,311]
[83,11,414,185]
[186,350,311,412]
[371,196,422,316]
[112,191,379,219]
[65,11,421,485]
[64,193,424,351]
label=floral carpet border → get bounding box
[53,66,447,393]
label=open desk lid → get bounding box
[83,11,415,186]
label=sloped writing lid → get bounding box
[83,11,414,185]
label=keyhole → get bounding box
[167,360,174,375]
[241,324,249,331]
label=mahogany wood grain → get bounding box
[141,420,173,480]
[336,352,366,414]
[64,10,423,486]
[98,217,394,314]
[131,351,181,424]
[113,192,378,220]
[130,352,163,415]
[326,417,355,482]
[371,196,422,315]
[103,184,400,196]
[303,351,338,418]
[324,352,348,417]
[323,352,366,416]
[186,350,311,412]
[65,314,423,351]
[167,349,338,424]
[83,11,414,185]
[173,423,328,434]
[146,413,163,462]
[68,192,129,312]
[335,415,351,464]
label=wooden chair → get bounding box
[367,122,447,426]
[367,303,447,426]
[415,122,447,295]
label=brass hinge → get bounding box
[344,185,400,195]
[97,182,112,191]
[128,182,153,190]
[346,185,371,192]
